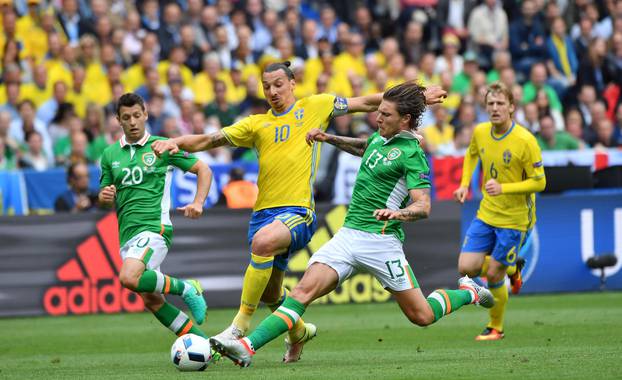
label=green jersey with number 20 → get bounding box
[344,131,431,242]
[99,133,198,247]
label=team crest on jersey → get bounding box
[503,149,512,165]
[387,148,402,160]
[295,109,304,120]
[142,152,156,166]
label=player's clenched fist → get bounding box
[306,128,328,146]
[151,139,179,156]
[178,202,203,219]
[99,185,116,205]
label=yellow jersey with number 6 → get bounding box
[222,94,347,211]
[466,122,545,231]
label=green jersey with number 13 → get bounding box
[344,131,431,242]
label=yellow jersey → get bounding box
[222,94,345,211]
[462,122,545,231]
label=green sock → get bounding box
[136,270,188,296]
[247,297,306,351]
[153,302,207,338]
[426,289,473,322]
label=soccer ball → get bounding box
[170,333,213,371]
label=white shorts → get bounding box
[308,227,419,292]
[120,231,168,271]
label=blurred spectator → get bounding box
[0,137,16,170]
[19,130,51,171]
[572,14,594,60]
[422,105,455,156]
[0,111,18,169]
[54,162,99,213]
[564,107,588,148]
[121,9,145,61]
[180,24,202,74]
[575,84,597,126]
[20,64,51,108]
[67,130,91,165]
[221,167,258,209]
[400,20,427,65]
[606,32,622,87]
[0,82,20,120]
[436,0,477,44]
[158,3,183,60]
[53,115,86,165]
[535,89,565,131]
[90,114,121,163]
[160,115,181,139]
[451,51,479,96]
[57,0,95,45]
[509,0,547,79]
[467,0,508,69]
[546,16,578,93]
[134,67,161,103]
[520,101,540,133]
[536,113,579,151]
[486,50,512,84]
[591,118,620,148]
[446,124,474,156]
[10,99,54,163]
[204,79,238,128]
[451,99,477,131]
[435,33,463,77]
[140,0,160,33]
[37,81,69,125]
[522,63,563,113]
[577,38,611,94]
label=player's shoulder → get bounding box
[301,93,336,106]
[511,123,538,145]
[473,121,492,135]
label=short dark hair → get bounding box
[263,61,295,80]
[116,93,146,116]
[382,82,427,130]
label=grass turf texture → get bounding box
[1,292,620,380]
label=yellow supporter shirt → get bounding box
[192,71,236,106]
[121,64,146,92]
[221,94,345,211]
[333,53,366,78]
[156,61,194,88]
[83,62,112,106]
[422,124,455,151]
[19,83,51,107]
[461,122,545,231]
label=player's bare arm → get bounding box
[306,128,368,157]
[98,185,116,208]
[373,188,431,222]
[346,85,447,114]
[177,161,213,219]
[151,131,230,156]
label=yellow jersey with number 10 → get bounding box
[466,122,545,231]
[222,94,345,211]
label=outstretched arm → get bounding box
[306,128,368,157]
[345,85,447,113]
[152,131,230,156]
[177,160,213,218]
[373,188,431,222]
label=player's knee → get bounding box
[458,261,480,277]
[486,268,505,283]
[118,272,139,290]
[406,309,434,327]
[251,234,277,257]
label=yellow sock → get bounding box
[232,253,274,333]
[479,255,491,277]
[506,264,517,276]
[487,280,508,331]
[266,287,307,343]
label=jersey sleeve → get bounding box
[167,150,198,172]
[405,148,432,189]
[522,136,545,180]
[221,116,255,148]
[99,151,113,188]
[308,93,348,124]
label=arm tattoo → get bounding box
[400,188,431,221]
[201,131,229,150]
[324,135,368,157]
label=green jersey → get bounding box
[99,133,198,247]
[344,131,431,242]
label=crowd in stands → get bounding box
[1,0,622,179]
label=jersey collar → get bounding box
[119,132,151,148]
[382,130,422,145]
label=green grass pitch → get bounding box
[1,292,621,379]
